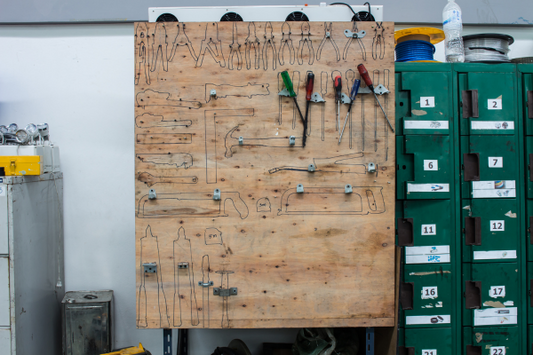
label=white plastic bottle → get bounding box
[442,0,465,62]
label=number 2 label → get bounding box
[421,224,436,235]
[489,286,506,298]
[488,98,502,110]
[421,286,438,299]
[490,346,505,355]
[424,160,438,171]
[488,157,503,168]
[422,350,437,355]
[420,97,435,108]
[490,220,505,232]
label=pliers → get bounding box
[297,22,314,65]
[278,22,295,65]
[316,22,340,61]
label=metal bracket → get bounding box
[341,93,352,104]
[344,29,366,39]
[297,184,304,193]
[311,93,325,103]
[289,136,296,146]
[308,164,316,172]
[198,281,214,287]
[213,188,221,201]
[177,262,189,269]
[278,88,290,97]
[374,84,390,95]
[148,188,157,200]
[238,136,243,145]
[143,262,157,273]
[213,287,238,296]
[210,89,217,97]
[368,162,376,173]
[345,184,353,194]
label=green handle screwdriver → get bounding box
[281,70,307,146]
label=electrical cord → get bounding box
[395,40,436,62]
[330,2,361,21]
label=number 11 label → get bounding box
[420,97,435,108]
[421,224,436,235]
[490,346,505,355]
[489,285,506,298]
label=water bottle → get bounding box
[442,0,465,62]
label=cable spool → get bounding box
[463,33,514,63]
[394,27,445,62]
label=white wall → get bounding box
[0,21,532,355]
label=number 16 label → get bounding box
[490,346,505,355]
[490,220,505,231]
[421,286,438,299]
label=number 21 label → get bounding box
[422,350,437,355]
[490,346,505,355]
[488,157,503,168]
[489,286,506,298]
[490,220,505,231]
[488,98,502,110]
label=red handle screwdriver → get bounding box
[303,72,315,140]
[334,76,342,130]
[357,64,394,133]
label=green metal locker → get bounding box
[463,326,520,355]
[518,64,533,136]
[401,327,453,355]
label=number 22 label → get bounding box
[490,346,505,355]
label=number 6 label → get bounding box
[488,98,502,110]
[490,346,505,355]
[424,160,438,171]
[490,286,506,298]
[421,286,438,299]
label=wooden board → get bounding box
[135,21,396,329]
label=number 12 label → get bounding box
[488,98,502,110]
[488,157,503,168]
[490,346,505,355]
[420,97,435,108]
[489,286,506,298]
[490,220,505,231]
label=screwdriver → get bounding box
[334,76,342,131]
[304,72,315,138]
[339,79,360,144]
[357,64,394,133]
[281,70,307,146]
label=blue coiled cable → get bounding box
[395,40,436,62]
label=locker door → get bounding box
[397,71,452,136]
[398,200,453,264]
[463,263,519,327]
[526,137,533,199]
[461,135,519,199]
[464,326,520,355]
[397,135,453,200]
[528,200,533,262]
[402,327,453,355]
[528,263,533,325]
[521,71,533,136]
[459,71,517,135]
[461,199,519,263]
[0,257,9,327]
[401,264,453,328]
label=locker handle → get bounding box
[397,218,414,246]
[400,282,414,310]
[462,89,479,118]
[464,217,482,246]
[397,347,414,355]
[463,153,480,181]
[530,154,533,182]
[530,216,533,243]
[465,281,482,309]
[466,345,482,355]
[527,90,533,118]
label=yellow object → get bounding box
[395,27,445,44]
[0,156,41,176]
[101,343,150,355]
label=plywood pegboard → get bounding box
[135,20,396,329]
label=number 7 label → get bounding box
[488,157,503,168]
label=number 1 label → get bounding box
[488,98,502,110]
[490,346,505,355]
[488,157,503,168]
[490,220,505,232]
[424,160,438,171]
[420,97,435,108]
[489,286,506,298]
[421,286,438,299]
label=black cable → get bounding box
[330,2,361,21]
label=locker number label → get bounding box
[422,350,437,355]
[489,286,506,298]
[420,96,435,108]
[488,157,503,168]
[421,286,438,299]
[490,220,505,232]
[421,224,437,235]
[490,346,505,355]
[488,98,502,110]
[424,160,438,171]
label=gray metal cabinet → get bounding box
[0,173,64,354]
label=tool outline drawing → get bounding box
[262,22,277,71]
[343,21,367,61]
[268,153,367,175]
[135,22,151,86]
[136,133,192,145]
[224,125,303,158]
[168,22,198,63]
[297,23,315,65]
[244,22,261,70]
[228,22,243,71]
[136,89,202,109]
[137,172,198,187]
[150,22,169,73]
[204,83,270,103]
[205,227,223,245]
[216,269,235,328]
[256,197,271,212]
[320,71,329,141]
[196,22,226,68]
[316,22,340,62]
[137,191,249,219]
[135,113,192,128]
[136,153,193,169]
[278,22,296,66]
[372,22,386,60]
[173,227,200,327]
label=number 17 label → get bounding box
[490,286,506,298]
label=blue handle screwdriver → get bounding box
[338,78,360,144]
